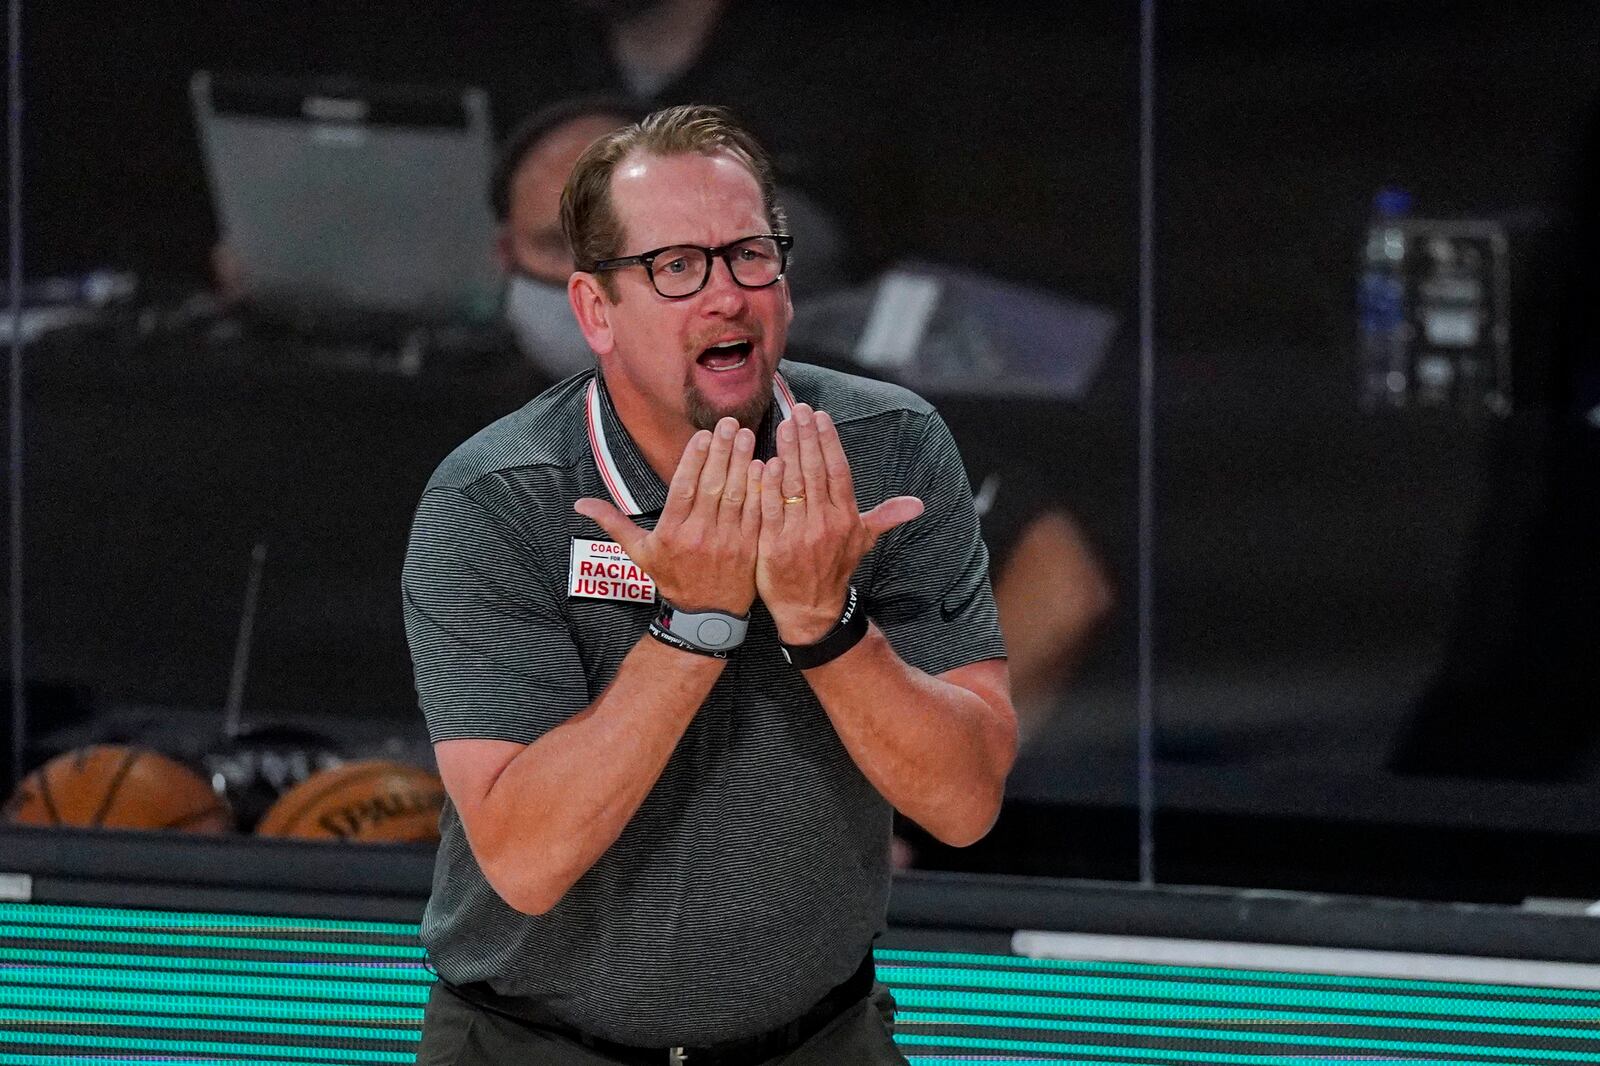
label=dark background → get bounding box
[9,1,1600,902]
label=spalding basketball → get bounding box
[255,760,445,843]
[2,744,233,833]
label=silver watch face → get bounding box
[666,607,747,651]
[695,617,734,648]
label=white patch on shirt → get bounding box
[568,539,657,604]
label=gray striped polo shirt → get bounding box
[402,360,1005,1046]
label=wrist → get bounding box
[779,586,869,670]
[657,589,755,618]
[773,604,844,646]
[640,627,732,669]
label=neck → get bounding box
[630,408,699,489]
[608,0,727,93]
[601,374,701,487]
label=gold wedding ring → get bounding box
[783,494,806,505]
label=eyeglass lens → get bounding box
[651,237,785,297]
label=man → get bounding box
[403,104,1016,1062]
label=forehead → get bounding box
[510,114,629,220]
[609,149,768,251]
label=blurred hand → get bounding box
[210,242,246,306]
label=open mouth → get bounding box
[697,339,754,372]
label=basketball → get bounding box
[255,759,445,843]
[1,744,233,833]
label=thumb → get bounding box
[861,495,925,540]
[574,497,647,558]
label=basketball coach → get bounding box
[402,104,1017,1064]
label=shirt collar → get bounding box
[585,368,797,517]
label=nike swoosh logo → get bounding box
[940,581,983,623]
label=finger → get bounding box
[861,495,926,543]
[793,404,829,508]
[693,417,740,520]
[777,419,805,503]
[760,455,787,539]
[814,410,856,512]
[718,427,757,520]
[740,458,765,540]
[574,497,648,558]
[660,430,713,527]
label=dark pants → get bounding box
[415,980,911,1065]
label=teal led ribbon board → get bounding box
[6,902,1600,1064]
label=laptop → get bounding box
[190,71,502,333]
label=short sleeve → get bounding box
[402,486,590,744]
[868,412,1007,676]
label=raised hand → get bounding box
[757,404,924,643]
[575,417,764,614]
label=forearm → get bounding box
[472,637,722,913]
[803,625,1016,846]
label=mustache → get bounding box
[687,323,765,351]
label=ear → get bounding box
[568,272,615,357]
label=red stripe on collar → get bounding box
[585,373,794,516]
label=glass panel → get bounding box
[9,7,536,837]
[857,6,1143,880]
[8,7,1145,886]
[1155,2,1600,901]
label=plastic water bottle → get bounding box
[1358,187,1413,410]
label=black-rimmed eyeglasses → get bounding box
[591,234,793,299]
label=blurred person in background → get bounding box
[491,96,651,378]
[540,0,903,281]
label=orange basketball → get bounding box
[255,759,445,843]
[2,744,233,833]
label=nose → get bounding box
[697,253,750,316]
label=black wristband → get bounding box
[648,619,730,660]
[780,585,868,670]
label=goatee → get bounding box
[686,383,772,434]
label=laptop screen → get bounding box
[191,71,502,329]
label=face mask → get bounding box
[503,272,597,378]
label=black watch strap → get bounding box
[780,586,868,670]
